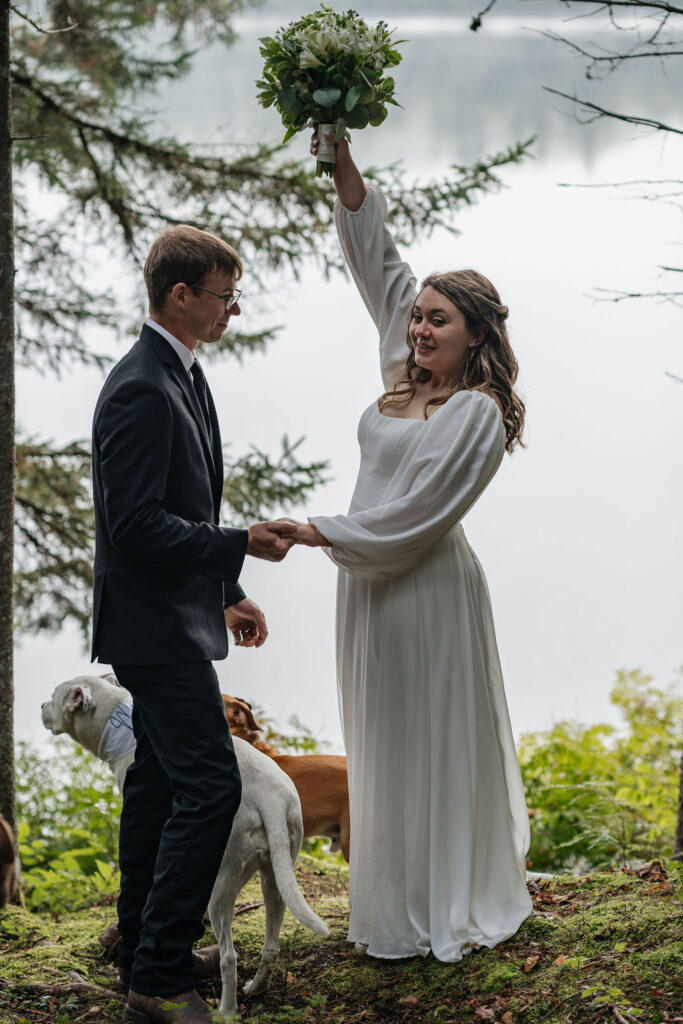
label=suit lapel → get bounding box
[139,326,219,494]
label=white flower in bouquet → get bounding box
[256,5,404,177]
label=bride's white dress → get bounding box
[309,186,532,962]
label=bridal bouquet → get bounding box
[256,5,403,176]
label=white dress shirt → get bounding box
[145,318,194,374]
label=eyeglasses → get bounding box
[186,283,242,309]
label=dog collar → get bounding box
[97,696,136,763]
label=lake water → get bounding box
[15,5,683,751]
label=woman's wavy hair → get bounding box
[378,270,525,452]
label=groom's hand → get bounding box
[247,520,296,562]
[276,518,329,547]
[225,598,268,647]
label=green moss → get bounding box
[478,961,520,992]
[516,912,558,939]
[1,860,681,1024]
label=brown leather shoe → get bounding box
[117,946,220,993]
[124,988,215,1023]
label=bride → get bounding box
[286,134,532,961]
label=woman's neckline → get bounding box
[374,390,500,423]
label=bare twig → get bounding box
[10,3,77,34]
[612,1006,644,1024]
[543,87,683,135]
[234,899,264,915]
[14,980,121,997]
[593,286,683,305]
[557,179,683,188]
[537,28,683,65]
[543,0,683,14]
[470,0,502,31]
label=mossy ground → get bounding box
[1,856,681,1024]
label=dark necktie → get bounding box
[190,360,210,425]
[190,360,213,447]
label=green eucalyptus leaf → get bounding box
[345,104,369,129]
[335,118,347,142]
[312,87,342,107]
[369,106,388,127]
[345,85,361,112]
[277,87,299,113]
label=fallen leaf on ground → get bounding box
[399,994,418,1008]
[636,860,668,882]
[474,1008,497,1022]
[523,954,539,973]
[551,892,576,904]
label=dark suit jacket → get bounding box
[91,324,248,665]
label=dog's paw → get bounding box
[243,975,267,998]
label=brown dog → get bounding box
[223,696,350,862]
[0,814,19,906]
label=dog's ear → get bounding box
[226,696,261,733]
[63,683,95,714]
[241,703,262,733]
[99,672,120,687]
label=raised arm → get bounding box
[330,137,366,211]
[313,133,418,389]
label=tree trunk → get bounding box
[674,744,683,861]
[0,0,16,834]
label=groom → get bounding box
[91,223,294,1023]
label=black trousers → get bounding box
[113,661,241,996]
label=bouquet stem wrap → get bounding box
[316,123,337,177]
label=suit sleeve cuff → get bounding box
[223,582,247,608]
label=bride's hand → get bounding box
[310,129,364,210]
[276,517,329,547]
[310,129,352,168]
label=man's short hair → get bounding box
[144,224,243,312]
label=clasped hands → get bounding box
[246,518,328,563]
[227,520,328,648]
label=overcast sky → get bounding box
[15,8,683,754]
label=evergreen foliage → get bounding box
[8,0,533,639]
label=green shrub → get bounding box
[16,738,122,912]
[519,668,682,872]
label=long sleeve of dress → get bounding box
[335,186,417,389]
[310,391,505,581]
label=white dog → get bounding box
[42,674,329,1016]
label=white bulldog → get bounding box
[41,674,329,1016]
[41,673,134,792]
